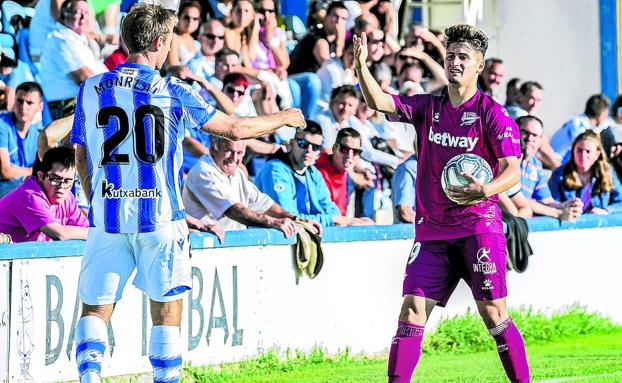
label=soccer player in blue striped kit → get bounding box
[69,4,305,382]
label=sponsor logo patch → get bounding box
[460,112,480,126]
[473,247,497,275]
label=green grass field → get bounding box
[181,307,622,383]
[182,331,622,383]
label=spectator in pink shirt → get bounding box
[0,146,88,242]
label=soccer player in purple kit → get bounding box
[353,25,530,382]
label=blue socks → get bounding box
[75,315,107,383]
[149,325,183,383]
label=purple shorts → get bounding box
[403,233,507,306]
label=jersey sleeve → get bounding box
[532,168,552,201]
[388,94,429,126]
[174,79,217,132]
[70,84,87,147]
[485,103,521,159]
[0,119,10,149]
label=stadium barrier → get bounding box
[0,215,621,382]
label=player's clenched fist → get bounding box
[352,33,368,69]
[282,108,306,128]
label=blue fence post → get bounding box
[599,0,619,102]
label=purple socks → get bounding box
[488,317,530,382]
[387,321,425,383]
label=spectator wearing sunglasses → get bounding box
[256,122,374,226]
[167,1,203,67]
[188,19,226,79]
[0,82,44,198]
[0,146,88,243]
[315,128,363,215]
[182,135,322,236]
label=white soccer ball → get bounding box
[441,153,493,204]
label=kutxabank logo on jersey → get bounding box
[473,247,496,275]
[101,179,162,199]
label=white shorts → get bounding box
[79,219,191,305]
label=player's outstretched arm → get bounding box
[353,33,396,114]
[201,108,305,140]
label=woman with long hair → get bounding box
[548,130,622,214]
[224,0,259,66]
[166,1,202,67]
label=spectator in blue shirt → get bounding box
[549,130,622,215]
[550,94,611,163]
[0,82,44,197]
[391,154,417,223]
[0,47,35,111]
[518,116,582,221]
[256,121,373,227]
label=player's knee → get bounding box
[80,303,114,323]
[150,299,183,326]
[477,301,508,327]
[399,296,427,325]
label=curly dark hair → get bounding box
[444,24,488,56]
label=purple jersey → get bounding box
[390,91,520,241]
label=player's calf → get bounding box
[75,315,108,383]
[488,317,530,382]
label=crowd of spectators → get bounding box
[1,0,622,244]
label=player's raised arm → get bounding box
[353,33,396,115]
[201,108,306,140]
[37,114,75,160]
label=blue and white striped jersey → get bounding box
[70,63,216,233]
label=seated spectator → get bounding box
[504,77,521,107]
[248,0,294,110]
[477,58,504,102]
[256,123,373,226]
[518,116,582,221]
[498,183,533,219]
[289,1,348,75]
[600,95,622,181]
[188,19,226,79]
[391,153,417,223]
[550,94,611,163]
[0,47,35,111]
[40,0,108,120]
[402,24,446,63]
[548,130,622,215]
[213,48,280,117]
[316,38,356,103]
[0,82,44,197]
[315,128,364,215]
[394,46,447,93]
[182,136,321,235]
[506,81,543,121]
[225,0,259,65]
[166,1,202,67]
[29,0,64,62]
[315,85,400,170]
[104,38,128,70]
[0,146,88,242]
